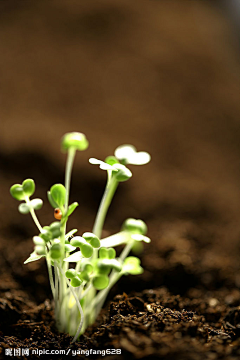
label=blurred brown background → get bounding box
[1,0,240,298]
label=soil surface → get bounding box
[1,1,240,359]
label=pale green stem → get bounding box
[29,209,43,233]
[64,147,76,211]
[83,175,119,328]
[119,240,134,261]
[61,148,76,296]
[92,176,118,238]
[54,262,60,327]
[57,264,84,343]
[46,258,55,300]
[79,283,93,300]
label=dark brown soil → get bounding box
[1,0,240,359]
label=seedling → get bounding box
[10,132,151,342]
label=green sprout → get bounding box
[10,132,151,343]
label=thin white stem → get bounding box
[57,264,84,343]
[29,209,43,233]
[100,231,130,248]
[24,196,43,233]
[46,258,55,300]
[64,148,76,212]
[119,240,134,261]
[25,196,43,233]
[62,148,76,279]
[54,262,59,326]
[79,283,92,300]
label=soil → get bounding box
[1,1,240,359]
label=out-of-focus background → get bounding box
[1,0,240,300]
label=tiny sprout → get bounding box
[82,232,100,248]
[122,218,148,235]
[123,256,143,275]
[10,132,151,343]
[113,163,132,182]
[114,144,151,165]
[10,179,36,201]
[61,132,89,152]
[89,158,132,182]
[89,158,118,171]
[35,245,46,256]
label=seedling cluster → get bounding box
[10,132,151,342]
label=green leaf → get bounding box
[63,251,82,262]
[99,247,115,259]
[82,232,100,248]
[22,179,35,197]
[10,184,25,201]
[105,156,119,165]
[70,236,85,247]
[89,158,117,171]
[78,271,89,282]
[65,244,76,252]
[47,191,59,208]
[122,256,143,275]
[71,276,83,287]
[122,218,147,235]
[99,247,108,259]
[33,236,45,246]
[90,237,101,248]
[50,222,61,238]
[61,132,89,152]
[98,259,122,272]
[114,145,151,165]
[83,263,93,273]
[30,198,43,210]
[40,227,52,242]
[82,232,97,241]
[18,203,30,214]
[24,251,45,264]
[50,244,61,259]
[50,184,66,208]
[66,202,78,217]
[80,243,93,258]
[92,275,109,290]
[114,164,132,182]
[34,245,46,255]
[70,236,93,258]
[65,269,77,279]
[108,248,116,259]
